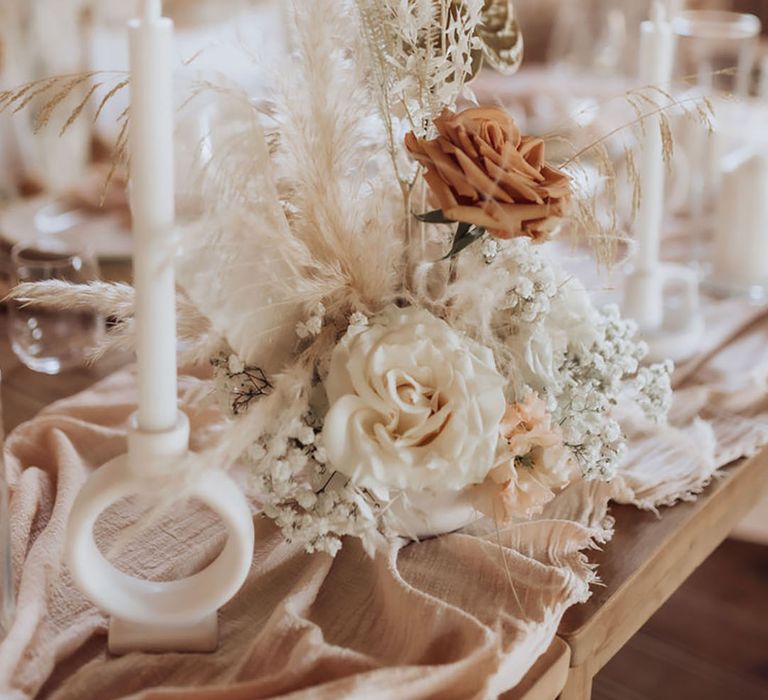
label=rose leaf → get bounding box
[415,209,456,224]
[440,224,487,260]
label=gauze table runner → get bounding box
[0,294,767,699]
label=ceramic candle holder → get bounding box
[623,263,704,363]
[65,411,254,654]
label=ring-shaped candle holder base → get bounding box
[109,614,218,655]
[65,411,255,654]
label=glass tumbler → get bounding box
[673,11,761,99]
[548,0,650,76]
[9,234,104,375]
[670,11,761,273]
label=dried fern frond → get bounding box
[354,0,484,184]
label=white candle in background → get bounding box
[713,149,768,289]
[634,2,675,275]
[664,0,683,20]
[129,0,178,433]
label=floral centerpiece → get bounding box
[11,0,672,557]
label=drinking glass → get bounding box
[673,11,761,99]
[670,11,761,276]
[9,234,104,375]
[548,0,650,76]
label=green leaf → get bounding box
[415,209,456,224]
[440,224,487,260]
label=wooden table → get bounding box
[558,451,768,699]
[504,638,571,700]
[0,310,765,700]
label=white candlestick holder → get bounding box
[624,262,705,363]
[65,411,254,654]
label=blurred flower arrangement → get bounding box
[11,0,672,556]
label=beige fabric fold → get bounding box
[0,301,766,699]
[0,371,596,700]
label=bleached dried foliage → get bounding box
[171,0,407,398]
[270,0,404,314]
[4,0,680,553]
[354,0,483,185]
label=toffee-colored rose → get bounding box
[405,107,571,240]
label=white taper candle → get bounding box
[129,1,178,432]
[143,0,162,20]
[634,2,675,275]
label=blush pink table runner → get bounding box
[1,297,767,700]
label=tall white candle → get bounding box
[129,0,178,433]
[634,2,675,274]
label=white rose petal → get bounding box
[322,306,507,492]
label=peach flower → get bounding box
[472,393,578,521]
[405,107,571,240]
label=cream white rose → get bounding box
[322,306,507,492]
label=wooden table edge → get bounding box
[502,637,571,700]
[557,448,768,672]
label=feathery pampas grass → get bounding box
[3,0,712,375]
[0,0,685,554]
